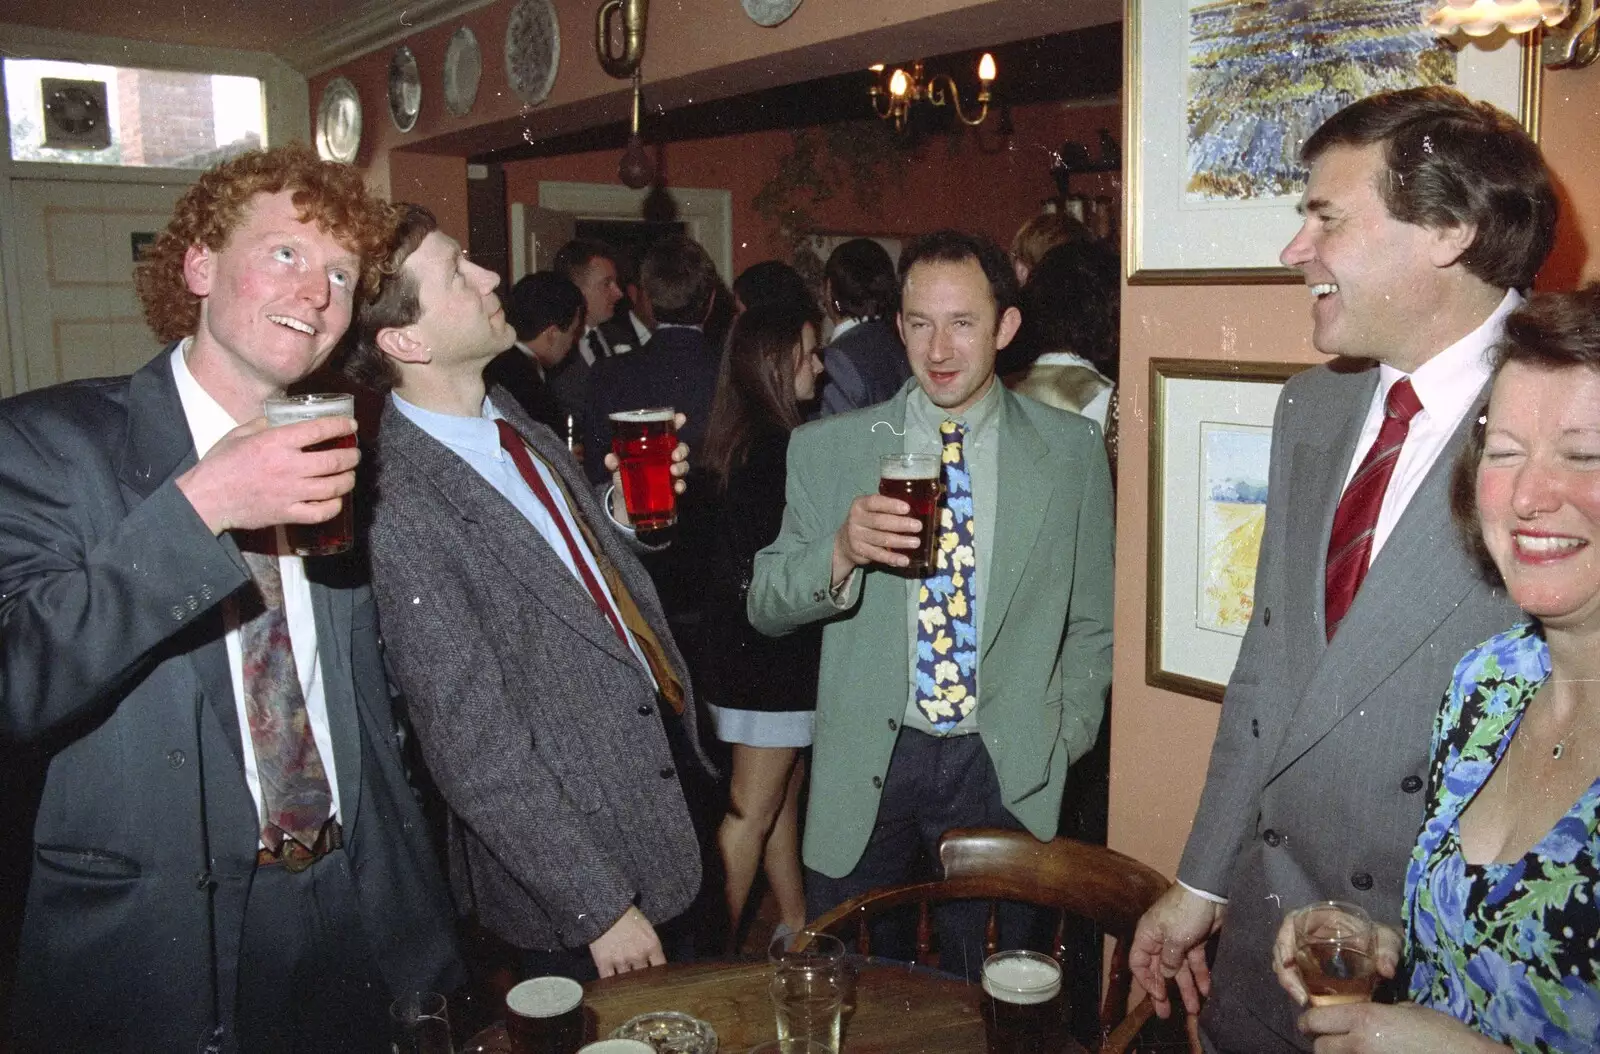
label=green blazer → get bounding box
[749,381,1115,878]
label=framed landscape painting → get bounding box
[1125,0,1539,283]
[1147,359,1311,701]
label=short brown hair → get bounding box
[1450,287,1600,579]
[1303,87,1556,290]
[640,236,717,325]
[342,203,438,393]
[135,143,394,343]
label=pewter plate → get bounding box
[388,45,421,132]
[443,26,482,117]
[742,0,803,27]
[505,0,561,106]
[315,76,362,163]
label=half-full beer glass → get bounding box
[981,951,1066,1054]
[878,452,943,577]
[609,407,677,537]
[1290,901,1377,1006]
[262,393,356,556]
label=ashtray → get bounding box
[610,1010,718,1054]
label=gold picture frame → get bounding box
[1146,358,1312,701]
[1124,0,1541,284]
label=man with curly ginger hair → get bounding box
[0,144,459,1053]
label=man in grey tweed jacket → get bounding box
[345,205,705,981]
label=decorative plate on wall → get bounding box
[315,77,362,163]
[742,0,803,27]
[505,0,561,106]
[388,45,422,132]
[443,26,482,117]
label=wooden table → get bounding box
[463,956,1044,1053]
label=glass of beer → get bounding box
[262,393,356,556]
[388,990,452,1054]
[1290,901,1377,1006]
[609,407,677,538]
[506,976,585,1054]
[769,964,843,1052]
[878,452,943,577]
[981,950,1066,1054]
[769,930,856,1025]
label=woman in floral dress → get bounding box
[1276,289,1600,1053]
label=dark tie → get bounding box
[1324,378,1424,640]
[494,419,686,713]
[587,330,607,363]
[234,546,332,852]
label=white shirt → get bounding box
[169,344,342,836]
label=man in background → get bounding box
[486,270,586,437]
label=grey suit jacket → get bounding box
[1179,361,1518,1051]
[367,394,704,953]
[818,318,911,417]
[0,349,460,1053]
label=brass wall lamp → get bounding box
[868,54,996,132]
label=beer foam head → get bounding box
[880,453,940,480]
[608,407,676,424]
[507,975,583,1017]
[982,952,1062,1004]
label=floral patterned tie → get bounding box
[237,547,332,852]
[914,420,978,732]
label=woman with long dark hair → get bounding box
[701,301,822,944]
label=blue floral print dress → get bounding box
[1403,623,1600,1052]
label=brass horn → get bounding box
[595,0,648,79]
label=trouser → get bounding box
[803,728,1037,981]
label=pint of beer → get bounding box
[262,393,356,556]
[609,407,677,536]
[878,452,943,577]
[981,950,1067,1054]
[506,976,586,1054]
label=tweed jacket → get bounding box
[367,392,704,952]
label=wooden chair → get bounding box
[809,828,1200,1053]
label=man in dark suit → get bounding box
[818,237,909,416]
[345,205,705,982]
[0,145,459,1053]
[1129,88,1558,1052]
[485,270,586,438]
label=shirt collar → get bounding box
[1377,288,1520,420]
[829,317,865,340]
[653,322,701,333]
[906,371,1003,437]
[169,338,240,459]
[391,390,506,460]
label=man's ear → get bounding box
[994,305,1023,350]
[1429,221,1477,269]
[376,325,431,366]
[182,244,213,297]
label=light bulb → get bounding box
[978,53,997,83]
[889,69,909,98]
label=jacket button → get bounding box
[887,718,898,731]
[1262,829,1281,848]
[1262,606,1271,626]
[638,704,654,716]
[167,749,185,769]
[872,776,883,789]
[1251,718,1260,738]
[659,766,675,780]
[812,590,826,602]
[1401,775,1423,793]
[1351,872,1373,891]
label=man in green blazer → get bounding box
[749,230,1114,975]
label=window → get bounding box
[5,58,265,168]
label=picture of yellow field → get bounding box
[1198,423,1271,635]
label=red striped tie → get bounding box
[1324,378,1423,640]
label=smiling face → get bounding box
[574,256,623,327]
[791,322,822,402]
[898,257,1020,417]
[1477,361,1600,632]
[401,231,514,369]
[1279,144,1463,372]
[183,189,360,416]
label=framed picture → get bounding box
[1125,0,1540,283]
[1146,359,1311,701]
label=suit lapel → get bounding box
[307,570,363,822]
[982,390,1051,656]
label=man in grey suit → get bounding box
[1129,88,1558,1051]
[345,205,704,982]
[0,146,459,1053]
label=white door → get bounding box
[9,177,186,392]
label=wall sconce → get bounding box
[1423,0,1600,67]
[868,54,996,132]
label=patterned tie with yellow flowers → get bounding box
[914,420,978,732]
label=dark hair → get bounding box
[342,203,438,393]
[733,260,816,317]
[701,301,815,491]
[897,229,1020,317]
[1303,86,1556,290]
[825,238,898,319]
[137,143,394,343]
[508,271,585,342]
[551,238,615,281]
[1009,211,1093,275]
[1014,240,1121,382]
[640,235,717,325]
[1450,286,1600,578]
